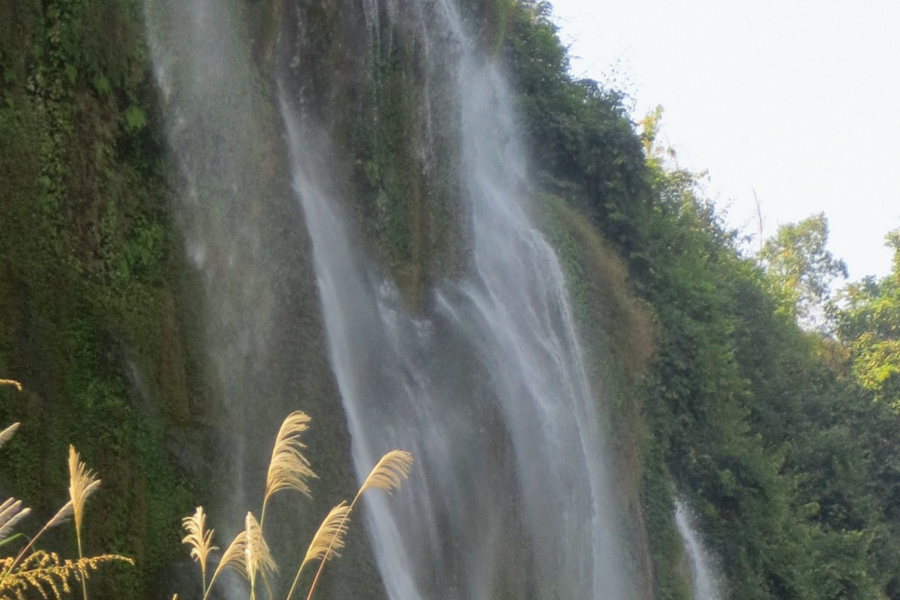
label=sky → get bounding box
[548,0,900,280]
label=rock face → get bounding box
[0,0,658,598]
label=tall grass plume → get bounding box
[0,426,131,599]
[182,507,217,595]
[262,411,316,525]
[178,412,413,600]
[302,449,413,600]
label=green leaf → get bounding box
[123,105,147,133]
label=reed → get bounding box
[284,502,350,600]
[301,450,413,600]
[0,424,20,450]
[245,512,277,600]
[182,507,217,595]
[0,423,132,600]
[262,411,316,526]
[68,445,101,600]
[180,412,413,600]
[202,528,247,600]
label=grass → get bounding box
[0,378,412,600]
[0,381,134,599]
[179,411,413,600]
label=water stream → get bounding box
[279,1,625,598]
[675,500,724,600]
[144,0,629,597]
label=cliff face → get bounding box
[0,0,199,596]
[0,0,661,598]
[0,0,371,596]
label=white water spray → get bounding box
[280,1,627,598]
[143,0,632,596]
[675,500,724,600]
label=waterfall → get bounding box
[675,500,724,600]
[279,1,626,599]
[141,0,334,530]
[143,0,629,596]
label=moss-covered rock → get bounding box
[0,0,199,597]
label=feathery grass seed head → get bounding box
[46,501,74,530]
[264,411,316,502]
[67,446,100,539]
[0,499,31,543]
[182,507,217,577]
[360,450,413,495]
[212,530,248,582]
[0,423,20,449]
[302,502,351,569]
[243,512,276,583]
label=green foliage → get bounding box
[0,0,196,597]
[503,0,651,258]
[123,105,147,133]
[833,230,900,407]
[504,6,900,598]
[760,213,848,327]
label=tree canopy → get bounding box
[760,213,848,327]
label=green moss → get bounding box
[284,0,465,311]
[641,458,693,600]
[354,32,429,308]
[0,0,198,597]
[540,192,658,598]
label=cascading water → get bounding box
[279,1,627,599]
[142,0,272,516]
[143,0,631,596]
[675,500,724,600]
[141,0,341,532]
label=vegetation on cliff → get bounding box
[1,0,899,599]
[503,2,900,599]
[0,0,196,597]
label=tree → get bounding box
[834,230,900,408]
[759,213,847,328]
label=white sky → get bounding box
[548,0,900,280]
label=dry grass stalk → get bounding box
[302,503,351,568]
[0,551,132,600]
[182,507,217,594]
[0,380,22,392]
[0,499,74,588]
[202,529,248,600]
[264,412,316,511]
[180,414,413,600]
[0,500,30,545]
[67,446,100,546]
[0,424,20,450]
[67,446,100,600]
[284,503,350,600]
[303,450,413,600]
[0,423,132,597]
[244,512,277,600]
